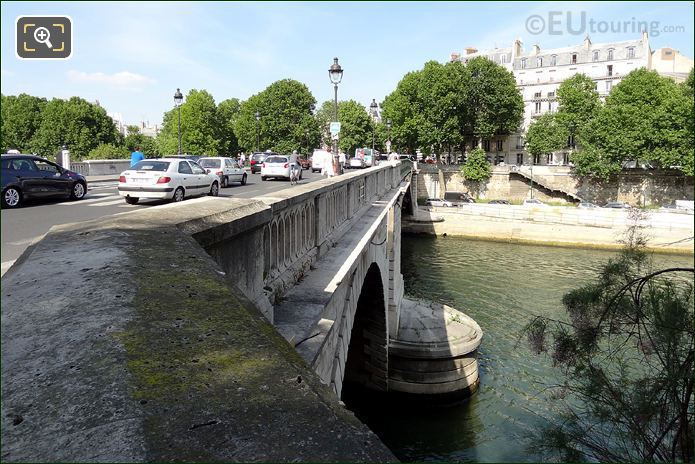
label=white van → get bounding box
[311,149,331,173]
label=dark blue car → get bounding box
[1,154,88,208]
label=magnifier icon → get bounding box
[33,27,53,49]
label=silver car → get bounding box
[425,198,454,207]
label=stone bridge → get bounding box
[1,161,445,462]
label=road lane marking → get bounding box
[56,194,120,205]
[1,260,16,276]
[88,198,126,206]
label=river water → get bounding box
[350,236,694,462]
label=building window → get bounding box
[548,100,553,111]
[537,57,543,67]
[483,140,491,151]
[516,153,524,165]
[534,101,542,113]
[520,58,526,69]
[571,53,577,64]
[606,80,613,92]
[550,55,557,66]
[534,91,542,98]
[627,47,635,59]
[496,140,503,151]
[501,55,507,64]
[567,135,576,149]
[608,49,614,60]
[607,64,613,76]
[592,50,599,62]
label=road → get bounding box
[1,169,326,275]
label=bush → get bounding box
[85,143,130,160]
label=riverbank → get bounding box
[403,205,694,254]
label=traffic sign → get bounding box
[329,122,341,135]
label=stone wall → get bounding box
[417,166,694,205]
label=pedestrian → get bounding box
[240,152,246,167]
[130,145,144,167]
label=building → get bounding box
[450,32,692,166]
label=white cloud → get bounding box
[66,70,156,88]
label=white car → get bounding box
[118,158,219,205]
[577,201,599,209]
[522,198,549,207]
[348,157,366,169]
[425,198,454,207]
[311,150,330,173]
[198,157,247,187]
[261,155,302,181]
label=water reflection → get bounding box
[349,236,694,462]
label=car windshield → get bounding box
[198,159,221,168]
[265,156,287,163]
[132,161,169,171]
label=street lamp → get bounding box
[328,57,343,169]
[174,88,184,154]
[386,119,392,154]
[255,111,260,152]
[369,99,378,150]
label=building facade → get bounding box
[450,32,692,166]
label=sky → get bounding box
[2,1,693,125]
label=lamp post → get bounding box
[328,57,343,170]
[255,111,260,152]
[304,128,310,156]
[369,99,378,150]
[174,88,184,154]
[386,119,392,154]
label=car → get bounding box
[250,152,275,174]
[522,198,549,207]
[298,156,311,170]
[1,154,88,208]
[445,192,475,204]
[118,158,219,205]
[166,154,202,163]
[398,154,414,161]
[348,157,366,169]
[424,198,454,207]
[198,157,247,187]
[603,201,631,209]
[260,155,303,181]
[577,201,599,209]
[489,199,510,205]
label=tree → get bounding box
[217,98,241,155]
[555,73,601,142]
[576,69,693,179]
[525,216,694,462]
[157,89,221,155]
[124,125,145,151]
[381,70,425,155]
[315,100,372,155]
[30,97,119,160]
[1,93,47,153]
[459,147,491,198]
[85,143,130,160]
[462,57,524,146]
[235,79,317,154]
[525,113,569,160]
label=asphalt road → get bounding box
[1,169,326,275]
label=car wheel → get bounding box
[125,196,139,205]
[173,187,185,202]
[209,182,219,197]
[241,174,247,185]
[2,187,22,208]
[70,181,87,200]
[261,176,267,181]
[221,176,228,188]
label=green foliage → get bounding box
[460,147,491,182]
[1,93,47,152]
[235,79,317,154]
[576,68,694,179]
[525,216,694,462]
[555,73,601,139]
[85,143,130,160]
[217,98,240,155]
[463,57,524,142]
[157,89,222,155]
[316,100,373,155]
[525,113,569,157]
[29,97,119,160]
[381,58,522,155]
[139,136,158,158]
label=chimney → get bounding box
[513,38,523,58]
[583,35,591,49]
[641,29,648,43]
[532,44,540,55]
[465,47,478,55]
[450,52,461,62]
